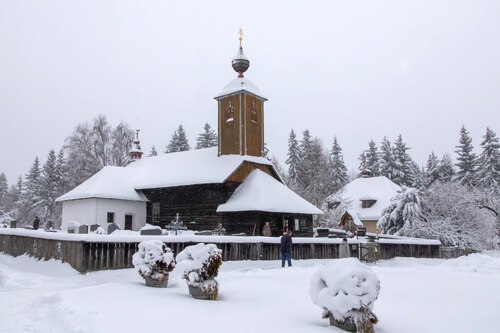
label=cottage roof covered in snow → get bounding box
[56,147,274,202]
[328,176,401,221]
[217,169,323,214]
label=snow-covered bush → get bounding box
[377,186,423,236]
[309,258,380,333]
[132,240,175,282]
[176,243,222,299]
[419,182,498,249]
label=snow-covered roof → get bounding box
[329,176,400,221]
[217,169,323,214]
[344,210,363,226]
[56,166,148,202]
[214,77,266,100]
[129,147,273,189]
[57,147,274,201]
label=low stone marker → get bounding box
[79,225,89,234]
[140,228,162,236]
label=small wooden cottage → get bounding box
[57,40,322,236]
[326,174,400,233]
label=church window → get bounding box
[152,203,160,223]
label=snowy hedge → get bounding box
[132,240,175,280]
[176,243,222,292]
[309,258,380,329]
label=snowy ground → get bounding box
[1,252,500,333]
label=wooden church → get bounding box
[57,36,322,237]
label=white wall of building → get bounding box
[61,198,147,232]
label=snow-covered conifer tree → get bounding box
[454,126,477,186]
[0,173,7,210]
[166,125,190,153]
[40,150,59,227]
[55,149,69,193]
[297,129,313,191]
[391,135,415,187]
[411,163,426,190]
[435,154,455,183]
[17,157,43,225]
[423,152,440,187]
[358,140,379,175]
[195,123,218,149]
[149,146,158,157]
[379,137,395,181]
[475,127,500,191]
[330,136,349,192]
[285,129,301,183]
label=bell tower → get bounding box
[214,30,267,157]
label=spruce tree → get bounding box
[476,127,500,190]
[55,149,69,195]
[298,129,313,190]
[166,125,191,153]
[41,150,59,227]
[392,135,414,187]
[379,137,395,181]
[424,152,440,187]
[330,136,349,191]
[18,157,43,225]
[25,157,42,201]
[0,173,7,209]
[149,146,158,157]
[358,140,380,176]
[436,154,455,183]
[454,126,477,186]
[306,138,334,208]
[195,123,218,149]
[285,129,301,182]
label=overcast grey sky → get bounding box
[1,0,499,184]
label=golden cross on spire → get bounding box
[238,28,244,47]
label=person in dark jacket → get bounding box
[280,230,293,267]
[32,216,40,230]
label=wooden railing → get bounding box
[0,232,442,273]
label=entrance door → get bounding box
[125,214,133,230]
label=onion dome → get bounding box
[129,129,143,161]
[232,46,250,78]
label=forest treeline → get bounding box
[0,115,498,249]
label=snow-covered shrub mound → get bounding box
[176,243,222,298]
[132,240,175,280]
[309,258,380,332]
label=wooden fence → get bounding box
[0,233,442,273]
